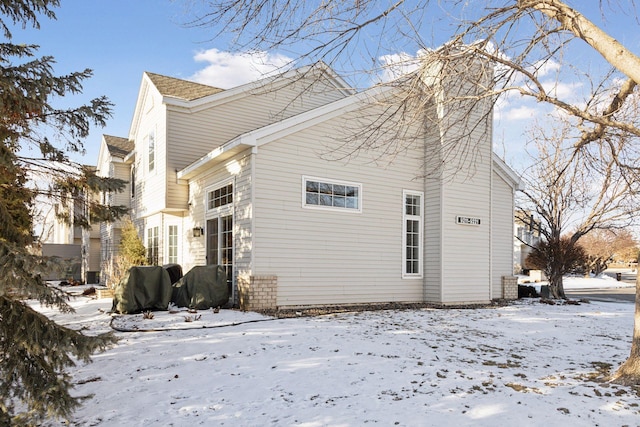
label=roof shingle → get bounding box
[104,135,134,158]
[146,72,224,101]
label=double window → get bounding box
[403,190,423,278]
[167,225,178,264]
[303,176,361,212]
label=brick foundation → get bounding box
[238,275,277,311]
[501,276,518,300]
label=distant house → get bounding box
[96,61,521,309]
[95,135,135,286]
[514,210,542,273]
[39,166,101,283]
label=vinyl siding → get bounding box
[165,77,346,211]
[111,162,132,229]
[252,113,425,307]
[186,151,253,294]
[491,170,516,297]
[132,88,167,218]
[440,167,492,303]
[424,74,494,304]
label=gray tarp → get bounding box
[171,265,228,309]
[111,266,172,314]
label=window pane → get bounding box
[319,182,333,194]
[320,194,332,206]
[306,193,319,205]
[306,180,319,193]
[334,196,345,207]
[346,197,357,209]
[334,185,346,196]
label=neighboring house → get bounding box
[514,210,542,274]
[95,135,135,287]
[39,168,101,283]
[97,61,522,309]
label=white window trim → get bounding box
[302,175,363,213]
[166,224,180,265]
[147,128,156,175]
[205,179,234,215]
[402,189,424,279]
[146,225,159,265]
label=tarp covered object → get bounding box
[171,265,228,309]
[162,264,183,285]
[112,266,172,314]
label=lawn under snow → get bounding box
[35,275,639,427]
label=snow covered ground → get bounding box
[36,277,639,427]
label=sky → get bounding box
[9,1,640,170]
[33,275,639,426]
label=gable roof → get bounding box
[103,135,133,158]
[492,153,523,190]
[145,72,224,101]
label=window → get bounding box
[207,215,233,298]
[403,190,423,278]
[207,183,233,210]
[147,130,155,173]
[167,225,178,264]
[147,226,159,265]
[303,176,361,212]
[130,166,136,199]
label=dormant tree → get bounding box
[580,229,638,275]
[0,0,123,423]
[517,120,639,298]
[186,0,640,385]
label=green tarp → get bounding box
[111,266,172,314]
[171,265,228,309]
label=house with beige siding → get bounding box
[95,135,134,286]
[97,62,521,309]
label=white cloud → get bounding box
[377,52,420,82]
[502,105,539,121]
[540,79,583,100]
[531,59,561,78]
[190,49,293,89]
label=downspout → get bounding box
[232,174,238,306]
[250,147,257,280]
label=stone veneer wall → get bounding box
[238,275,277,311]
[501,276,518,300]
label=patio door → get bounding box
[206,215,233,298]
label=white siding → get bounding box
[132,89,167,218]
[423,65,495,304]
[252,113,425,307]
[491,170,516,297]
[440,165,492,303]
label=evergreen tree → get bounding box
[110,218,147,287]
[0,1,121,423]
[119,219,147,267]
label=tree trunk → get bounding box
[610,270,640,385]
[547,268,566,299]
